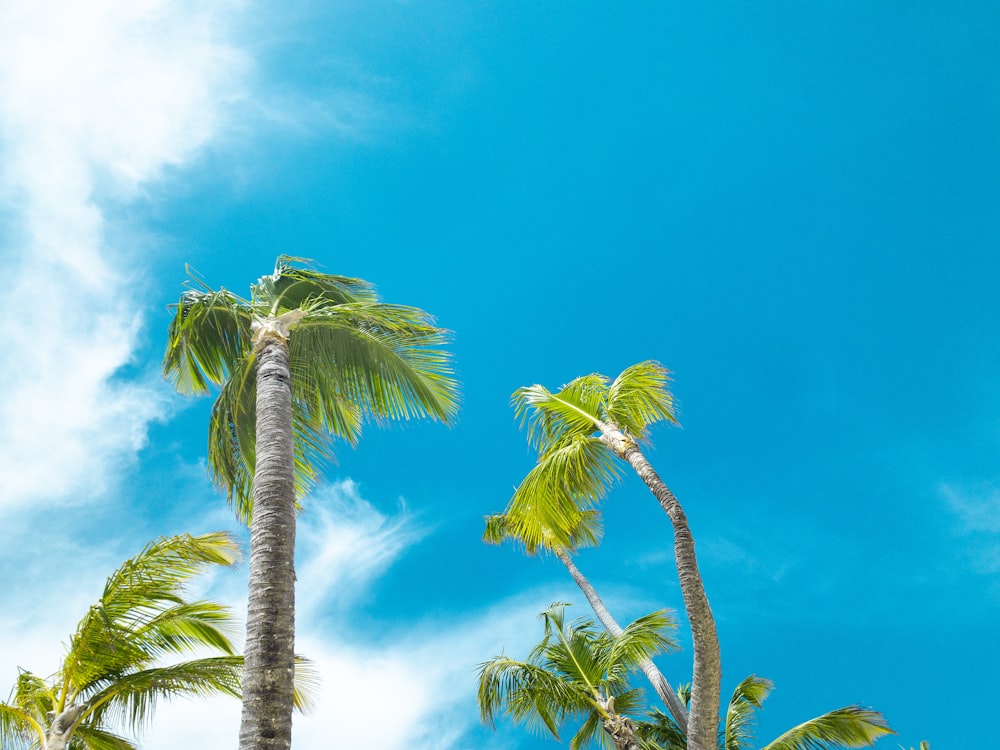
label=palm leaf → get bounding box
[761,706,894,750]
[605,361,678,441]
[69,724,136,750]
[605,610,678,677]
[163,288,254,395]
[0,702,42,749]
[725,675,773,750]
[83,657,243,731]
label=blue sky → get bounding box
[0,2,997,748]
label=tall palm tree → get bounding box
[484,508,690,734]
[0,533,246,750]
[506,361,720,750]
[163,257,459,750]
[637,674,894,750]
[478,604,677,750]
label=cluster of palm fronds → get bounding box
[478,363,896,750]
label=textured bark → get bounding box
[240,334,297,750]
[597,697,642,750]
[599,423,721,750]
[553,547,689,735]
[43,703,86,750]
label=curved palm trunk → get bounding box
[240,335,297,750]
[553,547,690,735]
[43,703,86,750]
[599,424,721,750]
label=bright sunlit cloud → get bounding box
[0,0,249,508]
[137,480,559,750]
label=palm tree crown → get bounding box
[638,674,894,750]
[0,533,244,750]
[163,255,460,521]
[479,604,677,750]
[505,362,721,750]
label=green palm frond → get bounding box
[69,724,136,750]
[761,706,894,750]
[252,257,377,312]
[725,675,773,750]
[606,610,678,677]
[513,380,606,452]
[0,702,42,749]
[478,657,589,737]
[293,302,459,424]
[163,288,254,395]
[83,657,242,731]
[605,361,678,441]
[13,671,53,715]
[62,533,240,699]
[636,708,687,750]
[482,508,602,556]
[506,435,622,545]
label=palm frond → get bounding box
[761,706,894,750]
[253,256,377,312]
[62,534,240,696]
[725,675,773,750]
[0,702,42,749]
[13,670,53,716]
[292,302,459,425]
[478,656,590,737]
[636,708,687,750]
[606,610,678,676]
[163,288,255,395]
[513,379,606,453]
[504,435,621,548]
[292,657,321,713]
[83,657,243,732]
[69,724,136,750]
[605,361,678,441]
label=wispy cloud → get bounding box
[0,0,248,508]
[138,480,557,750]
[941,482,1000,574]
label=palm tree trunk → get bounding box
[597,698,642,750]
[553,547,690,735]
[240,335,297,750]
[43,703,86,750]
[599,423,721,750]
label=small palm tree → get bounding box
[637,674,894,750]
[478,604,677,750]
[163,257,459,750]
[0,533,245,750]
[506,361,720,750]
[484,508,689,733]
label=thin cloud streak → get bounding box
[140,481,561,750]
[0,0,248,508]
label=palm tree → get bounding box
[484,508,690,734]
[0,533,246,750]
[637,674,894,750]
[163,257,459,750]
[506,361,720,750]
[478,604,677,750]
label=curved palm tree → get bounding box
[163,257,459,750]
[638,674,894,750]
[478,604,677,750]
[506,361,720,750]
[0,533,246,750]
[484,507,690,733]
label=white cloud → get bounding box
[941,482,1000,575]
[0,0,249,508]
[138,481,558,750]
[942,482,1000,535]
